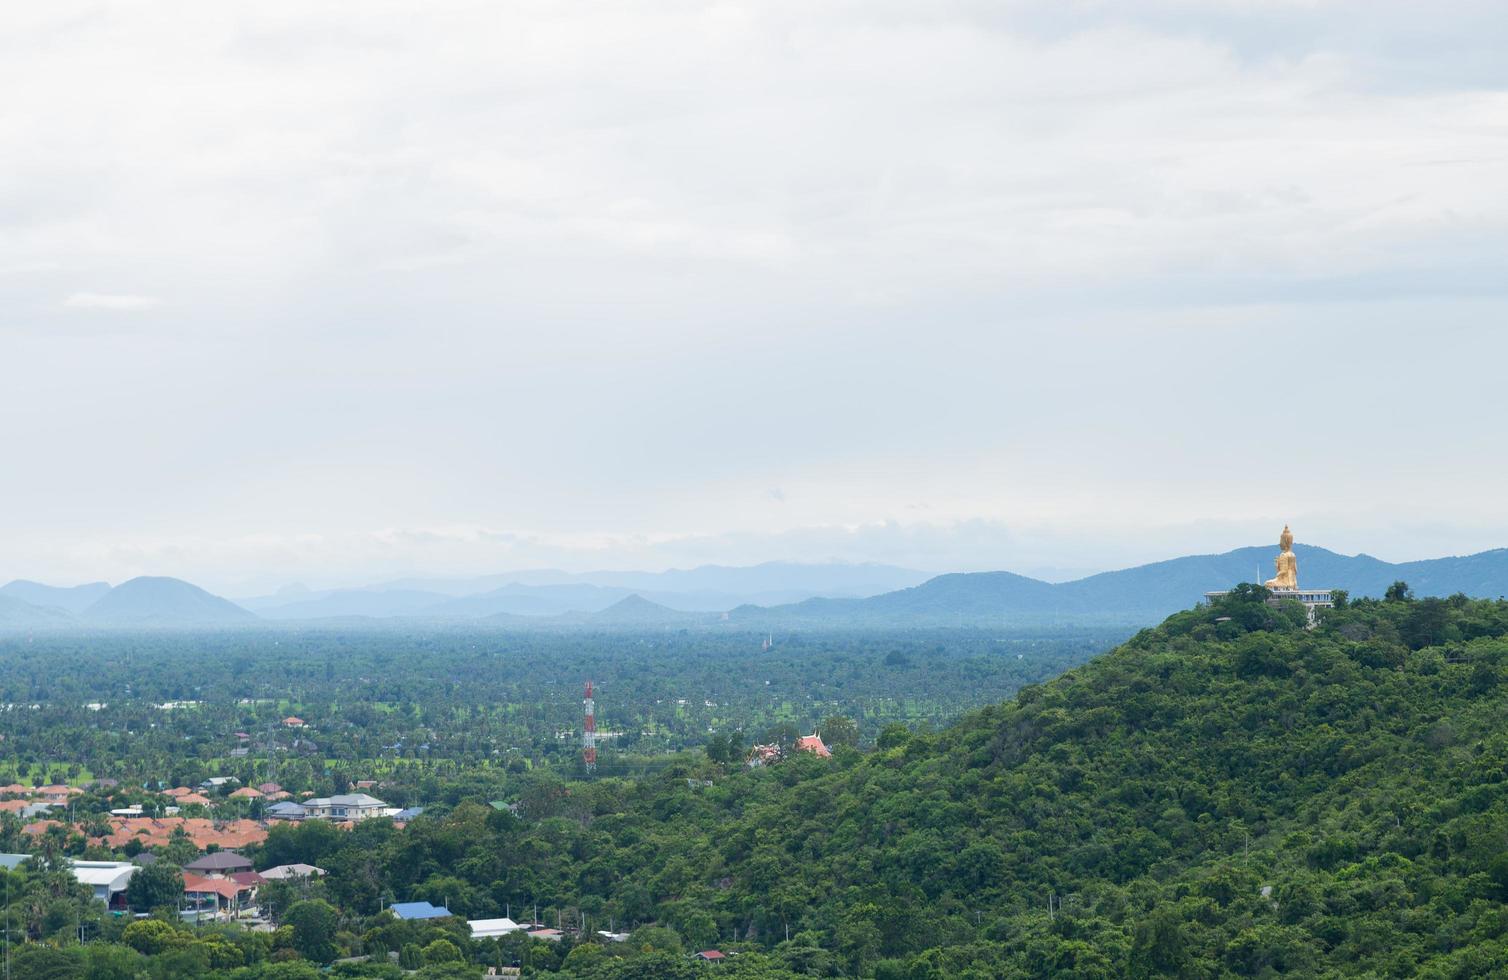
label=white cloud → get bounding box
[1,1,1506,586]
[62,292,161,311]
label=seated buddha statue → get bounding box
[1264,524,1298,591]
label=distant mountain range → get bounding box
[236,561,930,619]
[3,545,1508,630]
[728,544,1508,626]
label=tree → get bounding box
[421,938,463,964]
[1384,581,1413,603]
[1329,589,1349,610]
[705,729,744,766]
[877,723,911,751]
[284,899,341,963]
[1129,909,1188,979]
[820,715,859,749]
[123,918,190,955]
[126,861,184,913]
[82,944,147,980]
[1403,597,1450,649]
[8,945,82,980]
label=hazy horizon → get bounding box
[7,533,1506,599]
[5,2,1507,593]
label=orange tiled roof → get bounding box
[163,787,195,798]
[228,787,263,799]
[21,819,63,835]
[183,874,245,901]
[795,734,832,758]
[94,817,269,851]
[176,793,214,806]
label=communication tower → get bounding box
[583,680,597,772]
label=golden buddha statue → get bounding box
[1264,524,1298,591]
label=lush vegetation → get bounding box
[0,626,1119,793]
[11,589,1508,976]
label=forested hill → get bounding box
[267,589,1508,979]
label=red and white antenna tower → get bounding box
[582,680,597,772]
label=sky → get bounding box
[3,1,1508,594]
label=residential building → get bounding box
[390,901,451,921]
[260,863,325,880]
[302,793,388,821]
[184,851,253,876]
[70,861,138,910]
[469,917,524,939]
[264,801,308,821]
[183,873,256,919]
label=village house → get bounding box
[301,793,388,821]
[260,863,324,880]
[184,851,253,876]
[183,873,256,920]
[264,801,308,821]
[70,861,137,910]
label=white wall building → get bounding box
[71,861,137,908]
[301,793,389,821]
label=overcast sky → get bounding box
[3,1,1507,593]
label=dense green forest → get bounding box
[9,589,1508,977]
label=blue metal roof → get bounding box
[391,901,450,920]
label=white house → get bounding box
[261,863,325,880]
[70,861,137,910]
[301,793,389,821]
[469,917,524,939]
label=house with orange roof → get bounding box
[282,716,306,728]
[183,873,256,918]
[175,793,214,807]
[228,787,263,800]
[22,819,63,836]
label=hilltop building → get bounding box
[1205,525,1335,625]
[795,734,832,758]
